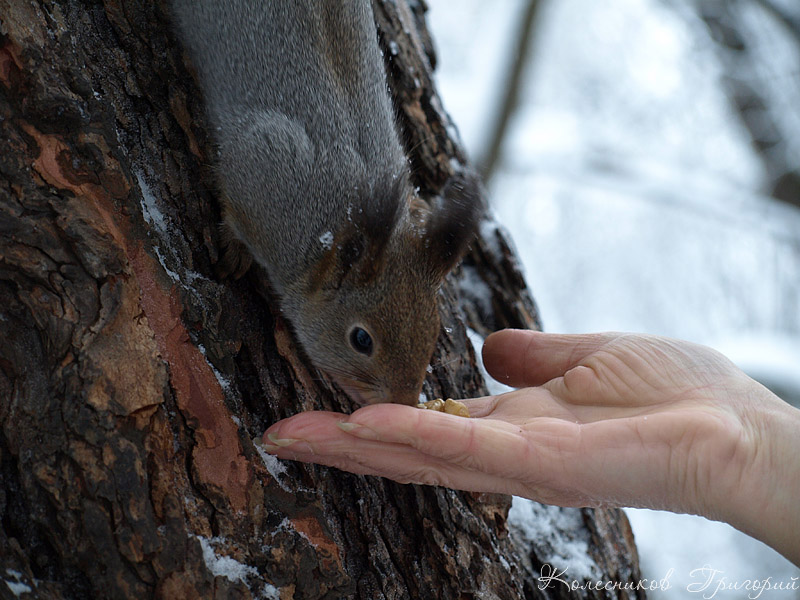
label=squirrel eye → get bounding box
[349,326,374,356]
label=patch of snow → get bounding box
[4,581,31,597]
[135,169,214,307]
[498,554,511,571]
[276,517,317,548]
[477,216,506,257]
[196,535,258,585]
[136,170,169,235]
[152,246,181,284]
[3,570,32,597]
[458,265,494,328]
[508,496,599,581]
[184,269,210,285]
[196,343,234,395]
[625,509,800,600]
[260,583,281,600]
[254,440,292,492]
[319,231,334,250]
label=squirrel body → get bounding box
[171,0,481,405]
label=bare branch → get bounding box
[479,0,543,182]
[751,0,800,45]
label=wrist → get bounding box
[718,384,800,565]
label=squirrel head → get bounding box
[291,244,441,406]
[286,171,483,406]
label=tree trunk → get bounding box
[0,1,643,598]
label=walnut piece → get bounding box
[416,398,470,418]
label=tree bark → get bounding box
[0,1,643,598]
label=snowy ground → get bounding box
[426,0,800,595]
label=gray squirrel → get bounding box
[170,0,482,406]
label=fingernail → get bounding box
[336,422,361,433]
[266,432,299,447]
[253,437,276,452]
[337,421,379,440]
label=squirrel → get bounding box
[170,0,483,406]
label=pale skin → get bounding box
[262,329,800,565]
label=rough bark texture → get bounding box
[0,1,643,598]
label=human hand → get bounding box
[261,330,800,564]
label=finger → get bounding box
[263,409,594,505]
[264,404,557,481]
[462,389,592,423]
[482,329,623,387]
[265,437,536,497]
[261,410,350,451]
[262,405,682,513]
[456,394,502,418]
[339,404,584,484]
[261,408,541,493]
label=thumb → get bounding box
[482,330,621,388]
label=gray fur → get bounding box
[170,0,481,405]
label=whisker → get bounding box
[430,356,463,370]
[320,363,379,388]
[404,133,437,158]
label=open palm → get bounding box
[262,330,800,564]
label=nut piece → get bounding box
[417,398,445,412]
[416,398,470,418]
[444,398,470,418]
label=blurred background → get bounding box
[424,0,800,595]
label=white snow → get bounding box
[508,496,599,581]
[135,169,214,306]
[254,439,292,492]
[260,584,281,600]
[151,246,181,283]
[319,231,334,250]
[4,581,31,597]
[136,170,169,235]
[197,343,233,395]
[625,509,800,600]
[196,535,259,584]
[3,570,32,597]
[135,169,190,287]
[275,517,318,549]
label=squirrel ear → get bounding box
[420,170,485,280]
